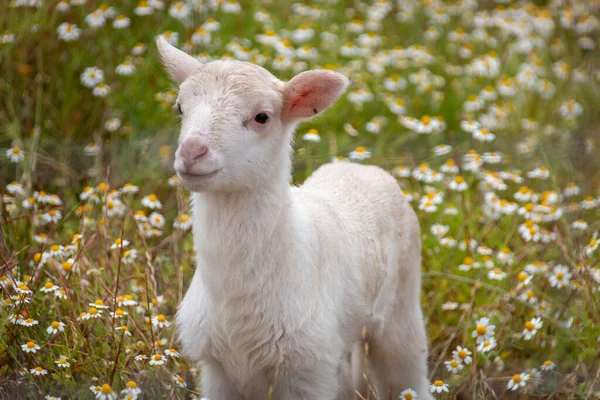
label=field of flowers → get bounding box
[2,0,600,398]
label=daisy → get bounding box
[141,194,162,209]
[173,374,187,388]
[487,268,507,280]
[429,380,449,393]
[149,353,166,366]
[110,238,129,250]
[149,212,165,228]
[507,373,529,391]
[6,146,25,162]
[22,341,40,353]
[174,214,193,230]
[120,183,139,194]
[458,257,479,271]
[121,381,142,398]
[441,301,458,311]
[541,360,555,371]
[47,321,66,335]
[93,83,111,97]
[477,337,497,353]
[472,317,495,343]
[433,144,452,156]
[430,224,449,238]
[43,209,62,224]
[90,299,110,309]
[302,128,321,142]
[113,15,131,29]
[116,325,132,336]
[473,128,495,142]
[399,388,417,399]
[452,346,472,365]
[117,294,137,307]
[116,59,136,76]
[90,384,117,400]
[55,355,70,368]
[152,314,170,328]
[585,232,598,256]
[22,318,39,327]
[164,348,180,358]
[445,359,463,374]
[30,367,48,376]
[55,289,68,300]
[349,146,371,161]
[449,176,468,192]
[40,281,58,293]
[549,265,572,289]
[167,175,179,186]
[121,249,138,264]
[57,23,81,41]
[523,317,543,340]
[134,1,154,15]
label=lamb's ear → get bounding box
[281,70,350,123]
[156,36,202,84]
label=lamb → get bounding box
[156,36,432,400]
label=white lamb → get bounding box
[156,36,432,400]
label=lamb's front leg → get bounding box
[201,360,245,400]
[273,359,342,400]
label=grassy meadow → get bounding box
[2,0,600,398]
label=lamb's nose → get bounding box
[179,137,208,170]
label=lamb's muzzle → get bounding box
[156,35,433,400]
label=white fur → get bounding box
[157,36,432,400]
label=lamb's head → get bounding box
[156,36,349,192]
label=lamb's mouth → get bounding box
[177,169,221,181]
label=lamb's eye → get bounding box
[177,103,183,114]
[254,113,269,124]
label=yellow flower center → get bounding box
[89,307,98,315]
[44,282,54,289]
[148,194,158,202]
[355,146,366,153]
[52,321,59,328]
[62,261,72,272]
[513,374,521,383]
[556,272,564,280]
[526,291,535,298]
[404,393,413,400]
[50,245,60,252]
[126,381,137,389]
[153,354,162,361]
[95,299,105,306]
[27,341,35,348]
[476,325,487,335]
[157,314,166,323]
[518,272,527,282]
[101,384,112,394]
[524,321,535,331]
[464,257,473,265]
[59,359,67,364]
[433,380,444,386]
[115,308,124,316]
[450,360,458,368]
[543,360,552,367]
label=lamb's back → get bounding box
[294,162,421,305]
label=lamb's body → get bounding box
[177,162,431,399]
[156,36,431,399]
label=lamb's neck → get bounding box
[191,175,295,277]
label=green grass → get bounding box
[1,0,600,398]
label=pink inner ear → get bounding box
[282,70,349,122]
